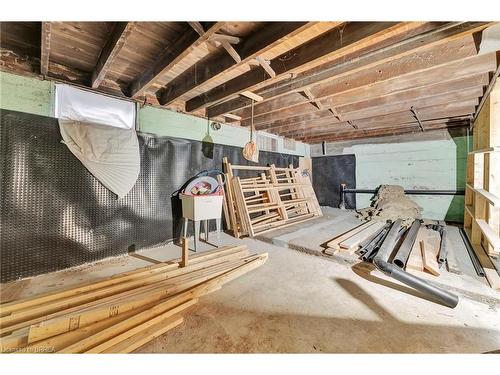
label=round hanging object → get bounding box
[183,176,220,195]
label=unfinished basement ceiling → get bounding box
[0,21,498,142]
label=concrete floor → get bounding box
[1,209,499,353]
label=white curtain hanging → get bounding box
[55,84,136,129]
[59,119,140,198]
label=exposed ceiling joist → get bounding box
[207,22,490,118]
[240,91,263,102]
[211,33,242,44]
[188,22,401,112]
[157,22,313,106]
[302,118,470,143]
[92,22,135,89]
[128,22,225,98]
[280,102,476,139]
[253,73,488,132]
[40,22,52,77]
[238,48,496,127]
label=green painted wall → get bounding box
[138,105,309,156]
[0,71,309,156]
[311,129,470,222]
[0,72,53,116]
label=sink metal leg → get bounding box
[194,220,200,252]
[204,220,209,242]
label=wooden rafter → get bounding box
[92,22,135,89]
[240,91,263,102]
[40,22,52,77]
[157,22,313,106]
[207,22,490,118]
[187,22,401,112]
[128,22,225,98]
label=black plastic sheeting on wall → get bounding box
[0,109,298,282]
[312,154,356,209]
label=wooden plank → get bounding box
[61,299,197,353]
[187,22,400,112]
[476,219,500,251]
[40,22,52,76]
[420,240,440,276]
[0,245,246,317]
[128,22,225,98]
[217,174,231,231]
[406,227,426,273]
[255,56,276,78]
[157,22,312,106]
[325,221,374,251]
[221,40,241,63]
[207,22,489,117]
[24,255,259,343]
[0,247,248,334]
[103,315,184,353]
[181,237,189,267]
[241,91,264,102]
[474,189,500,207]
[339,222,386,252]
[92,22,135,89]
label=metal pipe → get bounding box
[372,219,459,308]
[393,220,421,268]
[344,188,465,196]
[360,223,391,261]
[373,258,459,308]
[459,227,485,277]
[437,224,448,266]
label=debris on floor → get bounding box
[0,245,267,353]
[356,185,423,226]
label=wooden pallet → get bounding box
[221,157,322,237]
[0,245,268,353]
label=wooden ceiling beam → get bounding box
[300,119,470,143]
[91,22,135,89]
[254,73,488,132]
[157,22,313,106]
[281,103,476,139]
[128,22,225,98]
[188,22,402,112]
[237,34,491,122]
[40,22,52,77]
[240,51,495,128]
[208,22,490,118]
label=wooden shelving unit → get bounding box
[463,80,500,289]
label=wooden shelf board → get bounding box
[465,205,474,216]
[474,189,500,207]
[468,146,500,154]
[475,219,500,251]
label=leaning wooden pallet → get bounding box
[0,245,268,353]
[221,157,322,237]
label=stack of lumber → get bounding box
[221,157,322,238]
[0,245,267,353]
[325,221,385,255]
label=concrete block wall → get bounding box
[310,128,470,222]
[0,71,309,156]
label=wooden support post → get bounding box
[181,237,189,268]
